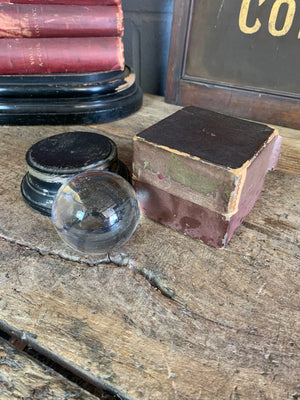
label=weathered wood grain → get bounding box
[0,229,298,400]
[275,125,300,175]
[0,337,99,399]
[0,94,299,400]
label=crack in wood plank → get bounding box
[0,234,178,305]
[0,236,247,338]
[0,336,104,400]
[0,320,133,400]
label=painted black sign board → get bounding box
[166,0,300,128]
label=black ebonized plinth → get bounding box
[0,66,142,125]
[21,131,130,216]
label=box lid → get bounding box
[136,106,276,169]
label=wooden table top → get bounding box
[0,95,299,400]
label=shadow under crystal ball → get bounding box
[51,170,140,254]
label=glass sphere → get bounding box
[51,170,140,254]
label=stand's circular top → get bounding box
[26,131,117,175]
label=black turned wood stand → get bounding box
[0,66,142,125]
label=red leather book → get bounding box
[0,37,124,74]
[0,0,121,4]
[0,4,123,38]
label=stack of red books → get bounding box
[0,0,125,74]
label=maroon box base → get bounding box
[134,134,280,247]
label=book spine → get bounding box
[0,37,124,74]
[0,0,121,5]
[0,4,123,38]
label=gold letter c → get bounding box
[239,0,266,34]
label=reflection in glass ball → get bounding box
[51,170,140,254]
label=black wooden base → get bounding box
[0,66,143,125]
[21,131,131,216]
[21,160,130,216]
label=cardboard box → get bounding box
[133,106,281,248]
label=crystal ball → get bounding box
[51,170,140,254]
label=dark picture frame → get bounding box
[165,0,300,129]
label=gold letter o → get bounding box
[269,0,296,36]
